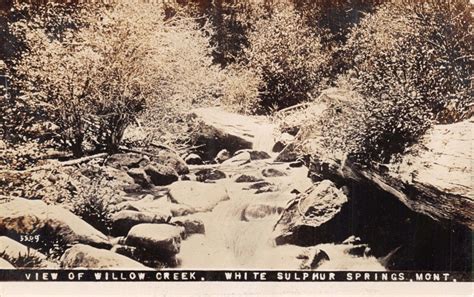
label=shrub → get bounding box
[337,0,473,164]
[10,1,215,156]
[242,7,330,113]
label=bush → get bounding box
[337,0,473,164]
[241,7,330,113]
[9,1,221,157]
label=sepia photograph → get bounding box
[0,0,472,295]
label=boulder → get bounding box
[234,149,271,160]
[262,168,287,177]
[234,174,264,183]
[60,244,148,269]
[153,150,189,175]
[273,180,348,246]
[110,210,171,236]
[344,244,372,257]
[170,216,205,237]
[125,224,184,255]
[106,153,149,170]
[110,244,138,260]
[272,133,294,153]
[297,248,330,270]
[222,152,251,166]
[144,164,178,186]
[214,149,231,163]
[0,258,14,268]
[0,198,110,248]
[184,154,203,165]
[169,203,196,217]
[127,168,151,187]
[167,181,229,212]
[194,168,227,182]
[0,236,57,268]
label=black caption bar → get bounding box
[0,270,471,282]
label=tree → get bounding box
[10,1,220,156]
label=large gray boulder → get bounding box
[60,244,148,269]
[153,150,189,175]
[125,224,184,256]
[273,180,348,246]
[0,198,110,248]
[167,181,229,212]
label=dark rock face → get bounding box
[194,168,227,182]
[144,164,178,186]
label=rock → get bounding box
[167,181,229,212]
[125,224,184,256]
[234,174,264,183]
[153,150,189,175]
[169,203,196,217]
[144,164,178,186]
[115,196,173,219]
[60,244,148,269]
[170,216,205,237]
[127,168,151,187]
[262,168,287,177]
[273,180,348,246]
[247,181,274,190]
[102,166,137,191]
[106,153,149,170]
[110,210,171,236]
[192,108,266,160]
[184,154,203,165]
[235,149,271,160]
[214,149,231,163]
[342,235,362,245]
[194,168,226,182]
[344,244,372,257]
[0,198,110,248]
[0,258,14,268]
[241,203,284,221]
[298,248,330,269]
[272,133,294,153]
[222,152,251,166]
[110,244,138,260]
[0,236,57,268]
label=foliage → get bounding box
[72,176,114,235]
[10,1,217,156]
[336,0,473,163]
[0,249,45,268]
[241,7,330,113]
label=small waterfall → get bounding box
[178,185,296,269]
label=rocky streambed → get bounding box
[0,106,471,271]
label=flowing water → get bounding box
[177,108,385,270]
